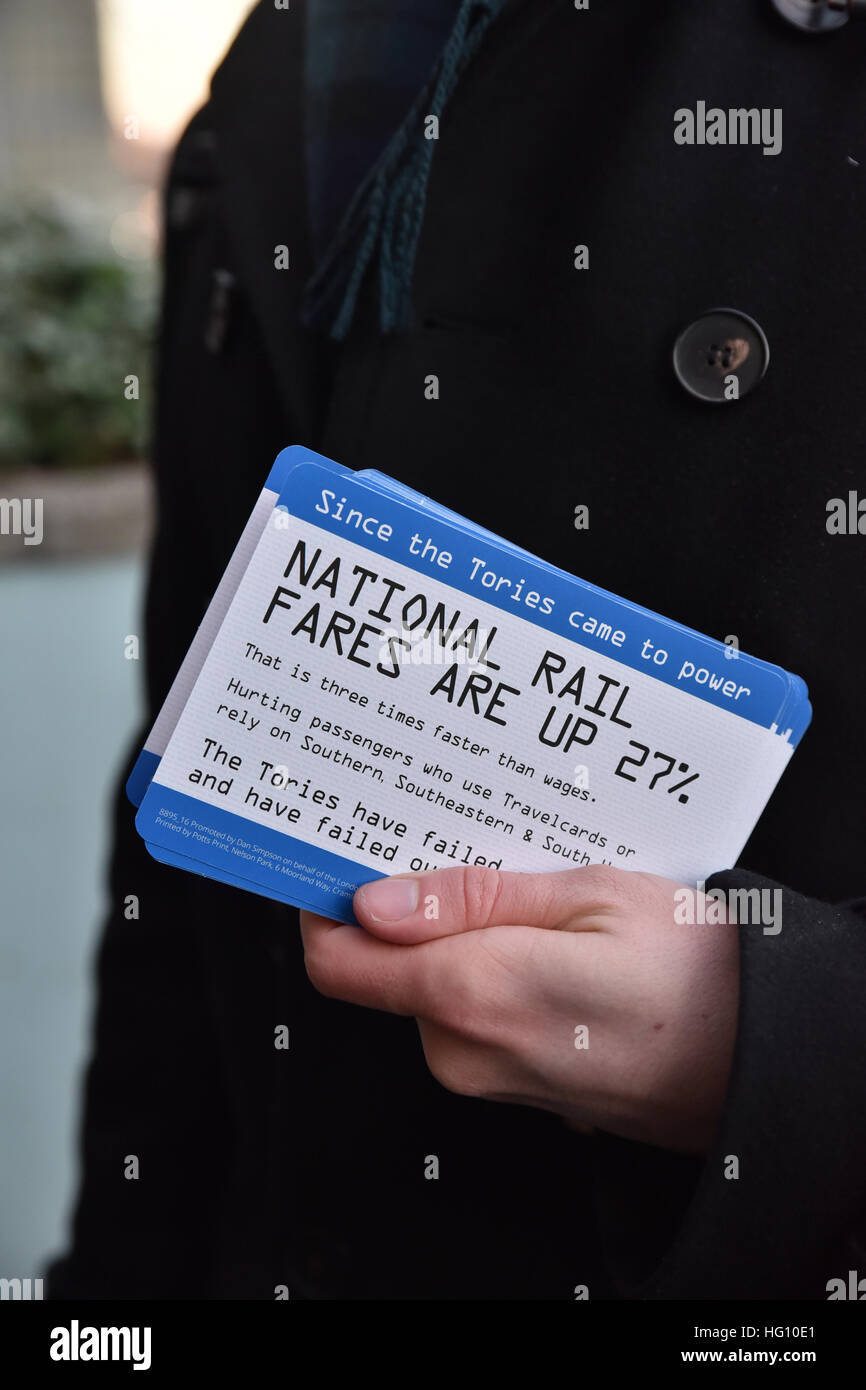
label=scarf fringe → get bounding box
[302,0,507,341]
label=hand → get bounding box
[299,865,739,1155]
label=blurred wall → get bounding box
[0,0,113,201]
[0,0,257,1288]
[0,557,145,1278]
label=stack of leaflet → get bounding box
[129,446,811,924]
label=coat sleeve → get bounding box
[591,869,866,1300]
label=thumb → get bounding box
[353,863,617,943]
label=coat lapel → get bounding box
[207,0,327,431]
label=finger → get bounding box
[300,906,530,1025]
[299,906,439,1015]
[352,863,637,942]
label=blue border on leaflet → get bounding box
[279,460,811,740]
[127,749,160,807]
[125,447,358,808]
[137,784,385,924]
[127,444,812,820]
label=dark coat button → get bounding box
[167,186,202,231]
[771,0,849,33]
[672,308,769,403]
[203,269,236,354]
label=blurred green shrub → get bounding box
[0,205,154,471]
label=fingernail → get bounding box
[358,876,420,922]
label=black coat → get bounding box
[49,0,866,1299]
